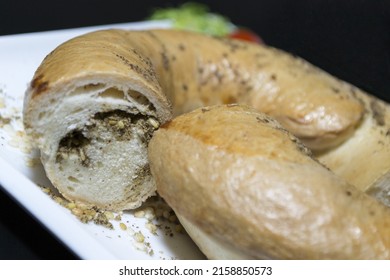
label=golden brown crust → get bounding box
[26,29,364,152]
[161,104,313,160]
[149,105,390,259]
[26,29,172,122]
[23,28,390,258]
[145,30,365,151]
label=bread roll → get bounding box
[148,104,390,259]
[23,29,390,211]
[23,30,172,210]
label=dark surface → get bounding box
[0,190,77,259]
[0,0,389,259]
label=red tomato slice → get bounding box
[228,29,263,44]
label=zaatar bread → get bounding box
[23,29,390,211]
[148,104,390,259]
[23,30,172,210]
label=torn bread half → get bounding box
[23,30,171,211]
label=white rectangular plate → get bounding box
[0,21,205,260]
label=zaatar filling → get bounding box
[56,110,159,166]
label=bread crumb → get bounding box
[0,113,11,128]
[145,221,158,235]
[119,222,127,230]
[25,156,40,167]
[175,224,184,233]
[104,211,115,220]
[134,210,145,218]
[147,118,159,129]
[67,202,76,209]
[126,227,135,236]
[39,185,114,229]
[168,214,177,223]
[144,207,155,220]
[134,231,145,243]
[129,229,154,256]
[132,195,185,238]
[37,187,184,258]
[7,129,33,154]
[0,89,32,154]
[0,97,5,109]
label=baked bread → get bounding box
[23,29,390,211]
[148,104,390,259]
[23,30,172,210]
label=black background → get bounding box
[0,0,389,259]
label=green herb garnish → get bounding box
[148,2,234,36]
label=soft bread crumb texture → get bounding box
[53,109,159,210]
